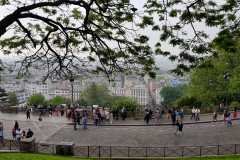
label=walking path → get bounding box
[0,111,239,146]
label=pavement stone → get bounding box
[0,111,240,147]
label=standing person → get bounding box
[26,129,34,138]
[109,111,113,124]
[173,120,180,135]
[144,109,150,124]
[82,110,88,129]
[156,108,160,123]
[115,108,119,120]
[0,123,3,140]
[76,111,80,125]
[14,121,19,130]
[121,107,126,120]
[167,108,172,119]
[16,128,22,141]
[171,109,176,126]
[149,109,153,119]
[190,106,196,120]
[178,121,183,135]
[26,109,30,119]
[12,128,16,140]
[161,108,165,121]
[195,107,200,121]
[56,106,60,116]
[105,110,110,123]
[213,110,218,122]
[93,110,99,126]
[233,107,237,118]
[38,115,43,127]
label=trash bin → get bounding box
[20,137,36,152]
[56,142,74,156]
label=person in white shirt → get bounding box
[16,128,22,141]
[195,108,200,121]
[190,106,196,120]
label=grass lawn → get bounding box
[0,153,240,160]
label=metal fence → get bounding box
[1,139,240,158]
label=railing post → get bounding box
[182,147,184,157]
[235,144,237,155]
[200,146,202,157]
[218,145,219,155]
[110,146,112,158]
[10,140,12,151]
[164,147,166,157]
[88,146,89,157]
[99,146,100,158]
[146,147,148,157]
[128,147,129,157]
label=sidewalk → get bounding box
[1,111,239,126]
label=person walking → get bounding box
[38,115,43,127]
[178,121,183,135]
[82,110,88,129]
[26,109,30,119]
[213,110,217,122]
[174,120,180,135]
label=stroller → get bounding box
[226,116,232,125]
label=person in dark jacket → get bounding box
[14,121,19,130]
[144,109,150,124]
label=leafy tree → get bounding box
[160,84,188,108]
[0,87,8,107]
[27,93,45,107]
[0,0,156,80]
[144,0,240,75]
[8,92,18,106]
[48,96,70,106]
[79,83,112,107]
[188,30,240,107]
[112,96,140,111]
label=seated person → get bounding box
[26,129,34,138]
[226,116,232,125]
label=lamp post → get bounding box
[70,78,76,130]
[223,72,231,107]
[70,78,74,108]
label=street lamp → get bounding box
[69,78,74,108]
[223,72,231,107]
[70,78,76,130]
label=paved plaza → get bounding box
[1,111,240,147]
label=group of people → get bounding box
[190,106,200,121]
[12,121,34,141]
[93,108,113,125]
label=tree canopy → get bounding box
[48,95,71,106]
[79,82,112,107]
[27,93,45,106]
[0,0,156,80]
[145,0,240,75]
[160,84,188,108]
[188,29,240,107]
